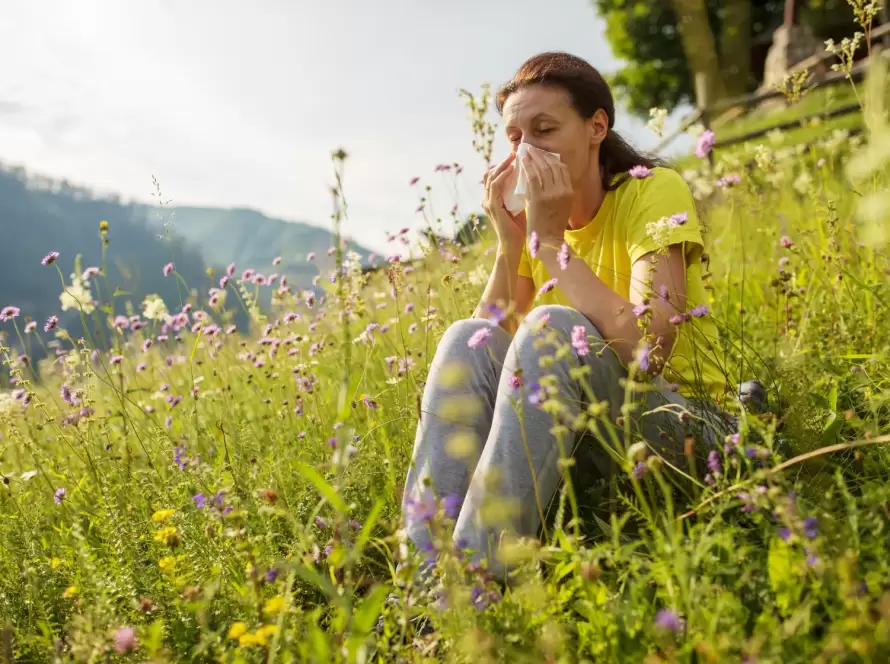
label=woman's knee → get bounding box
[438,318,509,353]
[523,305,603,339]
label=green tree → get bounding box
[594,0,857,118]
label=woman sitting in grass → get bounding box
[402,51,729,581]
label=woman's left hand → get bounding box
[522,146,573,246]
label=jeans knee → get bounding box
[440,318,494,348]
[523,305,603,338]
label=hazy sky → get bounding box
[0,0,690,254]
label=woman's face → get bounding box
[502,84,608,188]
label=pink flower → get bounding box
[82,266,100,280]
[409,176,420,185]
[694,129,716,159]
[226,262,236,277]
[114,627,137,654]
[528,232,540,259]
[24,321,37,334]
[509,375,522,389]
[273,256,282,265]
[633,303,651,318]
[44,315,58,332]
[306,252,316,262]
[628,165,653,179]
[0,306,20,321]
[162,262,174,277]
[41,251,60,266]
[571,325,589,356]
[537,278,558,295]
[467,326,493,349]
[717,174,741,189]
[668,212,688,227]
[557,242,570,270]
[780,236,793,249]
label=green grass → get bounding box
[2,74,890,662]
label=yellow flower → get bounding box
[256,624,277,642]
[63,585,78,599]
[158,556,176,571]
[228,622,248,640]
[152,509,175,523]
[153,526,178,545]
[263,596,285,617]
[238,632,263,648]
[50,557,62,570]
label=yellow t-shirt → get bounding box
[518,167,726,401]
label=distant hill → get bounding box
[139,205,375,288]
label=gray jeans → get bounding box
[402,304,726,578]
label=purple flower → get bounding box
[689,305,710,318]
[655,609,682,632]
[571,325,589,356]
[315,516,328,529]
[778,527,792,542]
[54,487,66,505]
[24,321,36,334]
[306,252,316,262]
[694,129,715,159]
[707,450,720,475]
[443,494,462,519]
[538,278,558,295]
[557,242,570,270]
[509,374,522,390]
[632,462,647,480]
[635,343,651,372]
[114,627,137,655]
[780,235,793,249]
[668,212,688,227]
[0,306,20,321]
[527,380,545,405]
[61,384,75,405]
[669,314,685,325]
[173,443,187,470]
[162,262,174,277]
[41,251,59,266]
[137,362,147,372]
[632,303,650,318]
[193,493,206,509]
[405,490,437,523]
[44,315,59,332]
[528,232,540,259]
[468,325,493,349]
[82,266,100,279]
[804,517,818,539]
[806,550,818,567]
[110,355,123,366]
[265,568,279,583]
[486,303,505,324]
[348,519,362,531]
[717,174,741,189]
[628,165,653,179]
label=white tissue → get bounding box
[503,142,561,214]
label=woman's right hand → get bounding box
[482,153,527,253]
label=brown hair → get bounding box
[496,52,663,192]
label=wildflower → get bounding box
[82,266,100,279]
[778,527,792,542]
[407,322,417,334]
[571,325,589,356]
[158,556,176,571]
[647,107,667,136]
[153,526,179,546]
[509,374,522,389]
[409,176,420,185]
[241,269,255,282]
[655,609,682,632]
[44,315,59,332]
[635,343,651,372]
[264,596,286,616]
[306,252,315,261]
[136,362,147,372]
[707,450,720,475]
[780,235,793,249]
[405,490,437,523]
[42,251,59,265]
[114,627,137,655]
[668,212,688,227]
[110,355,123,366]
[54,488,67,505]
[632,462,647,480]
[24,321,36,333]
[538,278,558,295]
[467,325,493,349]
[629,165,653,179]
[162,263,174,277]
[804,517,819,539]
[486,303,505,323]
[192,494,206,509]
[151,509,175,523]
[717,174,741,189]
[689,305,710,318]
[694,129,715,159]
[632,303,650,318]
[228,622,248,640]
[443,494,462,519]
[557,242,570,270]
[63,585,78,599]
[348,519,362,531]
[0,306,20,321]
[528,232,540,258]
[315,516,328,529]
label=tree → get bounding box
[593,0,857,118]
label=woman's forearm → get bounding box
[472,242,522,334]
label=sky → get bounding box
[0,0,691,254]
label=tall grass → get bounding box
[2,35,890,664]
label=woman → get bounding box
[402,52,728,580]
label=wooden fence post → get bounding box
[695,72,715,165]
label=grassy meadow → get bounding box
[2,50,890,664]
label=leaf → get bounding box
[352,584,389,636]
[594,515,613,539]
[768,536,801,615]
[296,463,347,513]
[823,411,843,446]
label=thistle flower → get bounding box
[54,487,67,505]
[628,165,653,179]
[694,129,715,159]
[0,306,20,321]
[24,321,36,333]
[689,305,710,318]
[528,232,540,259]
[655,609,682,632]
[538,278,558,295]
[571,325,589,356]
[557,242,570,270]
[162,263,174,277]
[42,251,59,265]
[114,627,137,655]
[44,315,59,332]
[467,326,492,349]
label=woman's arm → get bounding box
[535,241,687,368]
[472,246,535,335]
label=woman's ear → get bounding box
[588,108,609,147]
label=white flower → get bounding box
[142,294,168,321]
[647,107,668,137]
[59,273,95,314]
[754,144,773,171]
[793,170,813,195]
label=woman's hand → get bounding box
[523,147,573,247]
[482,153,527,253]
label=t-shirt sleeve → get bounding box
[625,168,705,265]
[517,245,533,278]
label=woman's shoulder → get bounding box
[615,166,693,204]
